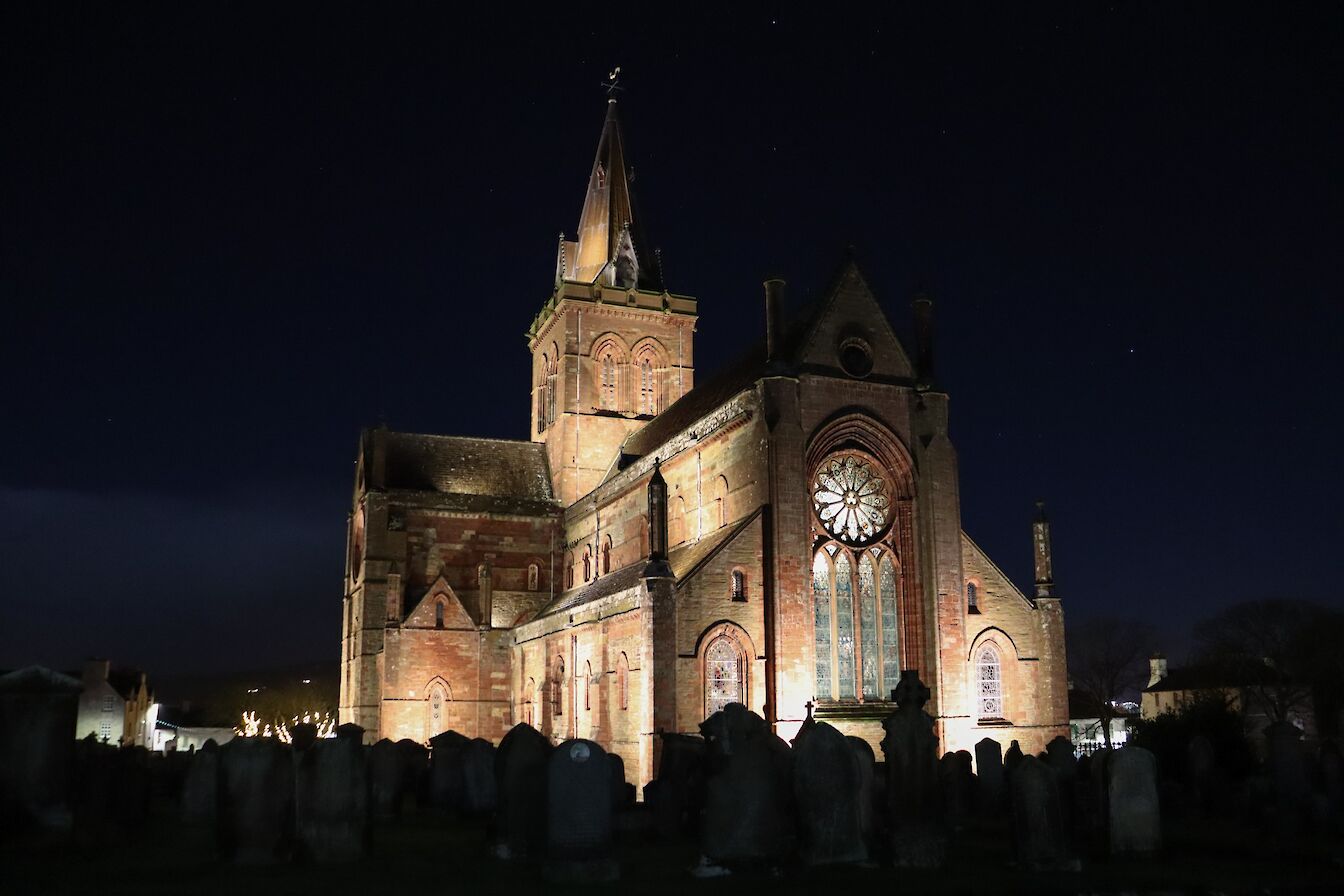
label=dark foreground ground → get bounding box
[3,807,1343,896]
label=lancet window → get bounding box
[977,643,1003,719]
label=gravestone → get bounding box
[1004,740,1025,779]
[295,728,367,861]
[1010,755,1075,871]
[112,746,152,827]
[880,671,944,868]
[607,751,634,809]
[1318,741,1343,817]
[462,738,497,816]
[1186,735,1218,814]
[71,735,116,830]
[649,732,707,838]
[1265,721,1309,827]
[180,739,220,827]
[698,704,794,869]
[0,666,82,834]
[1107,746,1160,855]
[846,736,877,848]
[395,739,428,807]
[428,730,470,812]
[494,723,550,860]
[793,722,866,865]
[938,750,974,831]
[546,739,618,881]
[218,736,295,863]
[290,722,318,753]
[975,737,1005,814]
[1045,735,1078,831]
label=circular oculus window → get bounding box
[839,339,874,378]
[812,453,891,545]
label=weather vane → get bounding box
[603,66,623,97]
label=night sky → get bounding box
[3,5,1340,684]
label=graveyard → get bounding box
[3,668,1343,894]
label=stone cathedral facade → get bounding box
[339,98,1069,787]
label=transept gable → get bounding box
[960,531,1035,611]
[404,573,477,630]
[795,259,914,380]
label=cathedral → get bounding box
[338,96,1070,787]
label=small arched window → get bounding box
[564,553,574,590]
[523,678,535,726]
[582,547,592,583]
[583,660,593,711]
[601,536,612,575]
[976,643,1003,719]
[528,564,540,591]
[551,658,565,718]
[713,476,728,529]
[434,601,445,629]
[617,652,630,711]
[966,581,979,613]
[600,352,618,410]
[640,357,656,414]
[730,570,746,602]
[705,635,745,718]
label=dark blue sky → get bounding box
[2,4,1340,678]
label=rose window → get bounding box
[813,454,890,544]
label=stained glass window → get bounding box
[880,555,900,695]
[859,555,879,699]
[705,637,742,716]
[813,455,891,545]
[812,551,832,699]
[834,553,856,699]
[977,644,1002,719]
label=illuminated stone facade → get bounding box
[339,99,1070,786]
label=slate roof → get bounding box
[1143,664,1251,693]
[381,432,559,515]
[533,511,757,619]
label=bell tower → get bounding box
[527,97,698,505]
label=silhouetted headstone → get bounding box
[218,737,294,863]
[462,737,497,816]
[494,723,550,860]
[649,732,706,838]
[846,736,877,848]
[180,739,219,827]
[428,730,470,812]
[1265,721,1309,827]
[975,737,1005,814]
[546,739,617,881]
[1004,739,1025,779]
[295,727,367,861]
[880,672,944,868]
[290,722,318,752]
[0,666,81,834]
[1107,746,1160,855]
[699,704,794,869]
[793,722,866,865]
[1010,755,1075,871]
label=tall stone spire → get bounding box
[572,99,649,288]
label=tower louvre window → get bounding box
[601,353,618,410]
[730,570,745,602]
[640,358,655,414]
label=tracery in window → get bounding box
[640,358,655,414]
[813,545,901,702]
[705,635,743,717]
[812,454,891,545]
[977,643,1003,719]
[600,352,618,410]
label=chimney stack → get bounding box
[764,279,785,367]
[1149,654,1168,687]
[912,292,935,389]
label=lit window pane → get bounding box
[812,551,832,699]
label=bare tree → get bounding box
[1194,599,1340,725]
[1067,616,1158,748]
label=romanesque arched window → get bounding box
[601,535,612,575]
[713,475,728,529]
[523,678,535,726]
[616,652,629,711]
[976,643,1003,719]
[564,552,574,590]
[584,660,593,711]
[966,581,979,613]
[582,546,592,583]
[705,635,745,718]
[730,570,746,602]
[528,564,539,591]
[435,601,445,629]
[551,658,565,718]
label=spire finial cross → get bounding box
[603,66,623,97]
